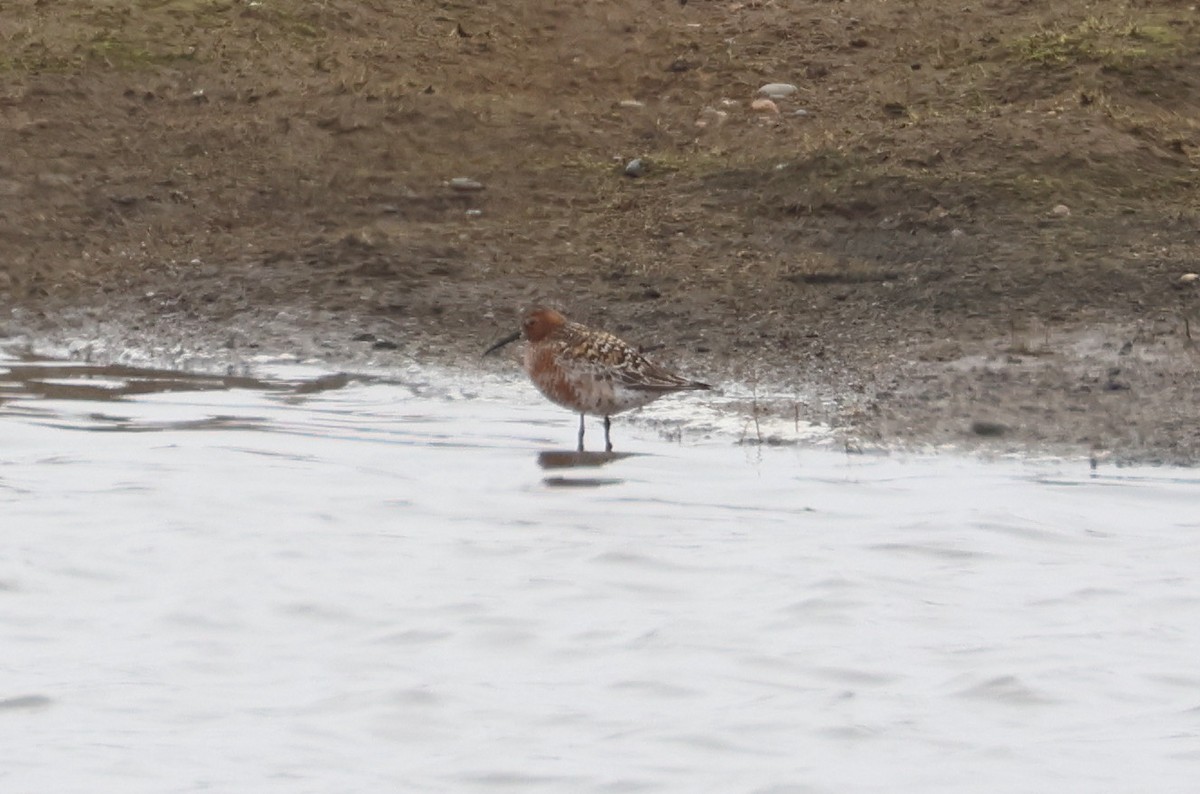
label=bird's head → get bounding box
[483,307,568,355]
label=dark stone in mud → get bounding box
[372,339,399,350]
[970,420,1009,438]
[353,332,377,343]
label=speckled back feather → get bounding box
[553,322,710,392]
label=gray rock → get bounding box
[758,82,798,99]
[624,158,646,178]
[448,177,484,192]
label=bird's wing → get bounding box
[556,324,711,391]
[611,350,711,392]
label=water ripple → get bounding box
[2,355,1199,793]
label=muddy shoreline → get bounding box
[3,1,1200,463]
[6,286,1199,466]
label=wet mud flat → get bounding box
[6,296,1200,466]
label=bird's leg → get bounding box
[577,413,586,452]
[604,416,613,452]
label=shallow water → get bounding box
[2,352,1198,793]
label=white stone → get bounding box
[695,107,728,128]
[758,83,798,99]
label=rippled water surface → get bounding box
[2,352,1198,793]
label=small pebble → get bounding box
[1051,203,1070,217]
[624,158,646,177]
[950,228,965,238]
[1179,272,1199,284]
[792,108,811,117]
[448,177,484,192]
[758,83,798,99]
[618,100,644,108]
[465,208,483,217]
[695,107,728,128]
[750,98,780,114]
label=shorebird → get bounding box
[484,307,711,452]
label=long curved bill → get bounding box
[483,330,521,357]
